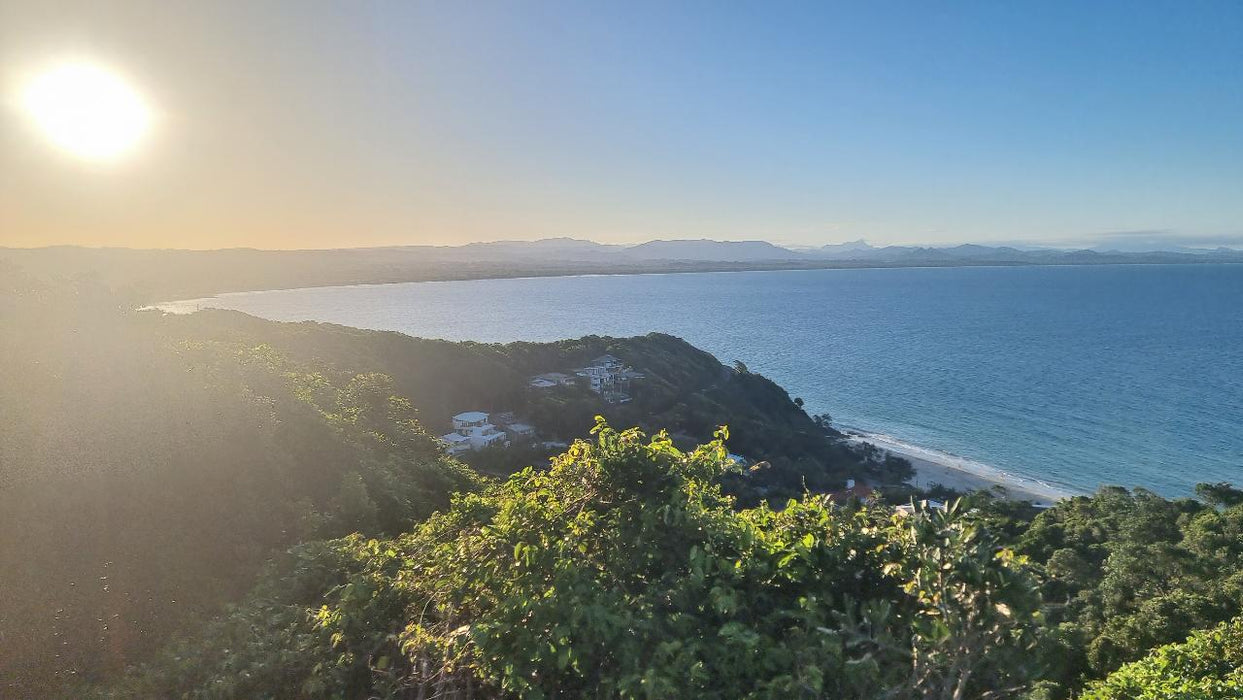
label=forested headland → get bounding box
[3,274,1242,699]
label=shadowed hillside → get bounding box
[0,278,478,694]
[160,310,896,500]
[1,280,879,695]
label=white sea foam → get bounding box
[844,429,1080,502]
[140,297,221,314]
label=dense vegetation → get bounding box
[164,310,895,500]
[84,426,1243,700]
[1016,485,1243,696]
[1,279,880,695]
[104,423,1043,699]
[1079,618,1243,699]
[0,279,477,694]
[5,274,1243,698]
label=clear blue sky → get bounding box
[2,0,1241,249]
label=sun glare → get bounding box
[20,62,152,162]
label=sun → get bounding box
[20,62,153,162]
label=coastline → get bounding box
[845,431,1076,506]
[125,259,1243,311]
[141,272,1238,505]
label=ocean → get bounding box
[162,264,1243,498]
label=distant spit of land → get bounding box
[4,237,1242,303]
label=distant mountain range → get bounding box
[4,237,1242,302]
[430,237,1243,265]
[449,237,801,262]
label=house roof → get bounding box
[453,411,489,422]
[894,499,949,517]
[440,432,470,444]
[507,423,535,432]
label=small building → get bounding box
[452,411,491,431]
[576,365,616,393]
[440,411,510,454]
[529,372,575,389]
[439,431,473,456]
[828,478,877,502]
[592,354,623,369]
[894,499,948,517]
[574,355,636,403]
[504,422,537,442]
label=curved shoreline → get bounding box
[844,430,1078,505]
[137,259,1243,312]
[146,292,1083,506]
[152,293,1091,506]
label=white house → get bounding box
[440,411,509,454]
[439,431,473,456]
[894,499,948,517]
[574,355,635,403]
[452,411,490,431]
[575,365,616,393]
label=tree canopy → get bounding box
[105,422,1042,699]
[1016,486,1243,696]
[1079,618,1243,700]
[7,278,1243,699]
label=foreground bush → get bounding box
[1,285,479,694]
[111,421,1043,699]
[1078,618,1243,700]
[1018,486,1243,694]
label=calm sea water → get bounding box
[166,264,1243,497]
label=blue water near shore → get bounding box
[165,264,1243,497]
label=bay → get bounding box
[163,263,1243,497]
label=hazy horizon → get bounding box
[4,233,1243,254]
[8,4,1243,697]
[3,1,1242,250]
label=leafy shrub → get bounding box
[1018,487,1243,694]
[0,287,478,694]
[111,421,1043,699]
[1079,618,1243,699]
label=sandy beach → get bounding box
[847,433,1074,506]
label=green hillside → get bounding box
[1,280,477,694]
[103,423,1043,700]
[1,280,881,695]
[159,310,901,499]
[5,277,1243,699]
